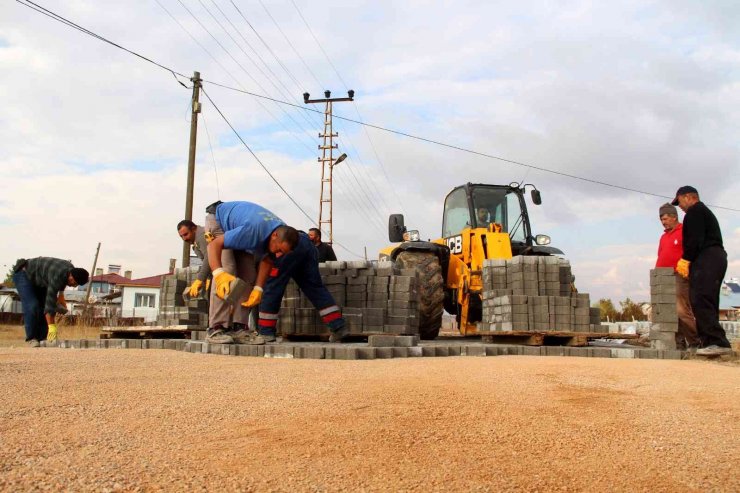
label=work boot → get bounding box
[695,345,732,356]
[249,333,277,345]
[27,339,40,348]
[329,325,349,343]
[206,327,233,344]
[228,326,254,344]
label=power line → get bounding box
[201,87,364,258]
[16,0,740,213]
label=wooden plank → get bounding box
[101,325,200,332]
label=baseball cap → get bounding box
[670,185,698,206]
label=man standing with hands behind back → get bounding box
[672,186,732,356]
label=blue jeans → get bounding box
[12,270,49,341]
[257,233,344,337]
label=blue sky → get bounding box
[1,0,738,302]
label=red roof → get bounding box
[90,273,130,284]
[117,273,168,288]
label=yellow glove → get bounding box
[47,323,58,342]
[241,286,263,308]
[676,259,690,279]
[205,279,211,292]
[213,269,236,299]
[188,279,203,297]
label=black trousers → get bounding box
[689,246,730,348]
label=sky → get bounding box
[1,0,739,303]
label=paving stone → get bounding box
[356,347,376,360]
[661,349,683,360]
[421,346,436,357]
[464,346,486,357]
[407,346,423,357]
[448,346,462,356]
[590,348,611,358]
[520,346,542,356]
[569,347,589,357]
[375,347,394,359]
[392,347,409,358]
[368,335,396,347]
[299,346,325,359]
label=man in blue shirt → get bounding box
[206,201,348,344]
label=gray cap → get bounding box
[659,203,677,217]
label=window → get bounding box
[442,187,470,237]
[134,293,155,308]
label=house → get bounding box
[0,287,21,314]
[118,274,168,323]
[720,279,740,321]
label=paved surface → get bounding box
[0,347,738,491]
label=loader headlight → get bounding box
[535,234,551,245]
[403,230,420,242]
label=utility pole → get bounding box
[182,71,202,267]
[84,242,101,317]
[303,90,353,244]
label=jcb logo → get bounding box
[445,235,463,254]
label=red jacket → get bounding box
[656,223,683,269]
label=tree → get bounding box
[596,298,618,322]
[2,268,14,288]
[618,297,648,321]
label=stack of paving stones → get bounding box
[649,268,678,350]
[157,267,209,328]
[277,260,419,337]
[479,256,607,333]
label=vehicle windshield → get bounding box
[471,187,527,243]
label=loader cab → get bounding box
[442,183,542,256]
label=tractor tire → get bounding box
[395,251,444,340]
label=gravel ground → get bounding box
[0,347,738,492]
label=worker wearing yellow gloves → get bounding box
[11,257,89,347]
[178,217,255,345]
[207,201,348,346]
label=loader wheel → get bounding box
[395,251,444,340]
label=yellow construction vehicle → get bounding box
[380,182,562,339]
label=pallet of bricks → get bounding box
[277,260,420,338]
[477,256,608,345]
[648,267,679,350]
[157,267,209,329]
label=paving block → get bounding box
[435,346,450,357]
[520,346,542,356]
[392,347,409,358]
[394,335,419,347]
[610,348,636,359]
[590,348,611,358]
[464,346,486,357]
[407,346,423,357]
[368,335,397,347]
[375,347,394,359]
[356,347,377,360]
[421,346,437,357]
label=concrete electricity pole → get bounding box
[182,71,202,267]
[303,90,354,244]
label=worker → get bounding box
[199,202,256,344]
[671,186,732,356]
[308,227,337,262]
[11,257,89,347]
[654,203,699,350]
[176,219,212,298]
[476,207,491,226]
[206,201,348,345]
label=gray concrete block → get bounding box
[610,348,636,358]
[448,346,462,356]
[394,335,419,347]
[392,347,409,358]
[464,346,486,356]
[521,346,541,356]
[435,346,450,357]
[356,347,376,360]
[408,346,423,357]
[421,346,436,357]
[368,335,396,347]
[590,348,611,358]
[375,347,394,359]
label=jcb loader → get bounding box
[379,182,562,339]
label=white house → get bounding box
[118,273,166,324]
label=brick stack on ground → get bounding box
[278,260,420,337]
[157,267,209,328]
[478,256,606,333]
[649,268,678,350]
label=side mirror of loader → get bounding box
[531,189,542,205]
[388,214,406,242]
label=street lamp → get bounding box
[333,153,347,167]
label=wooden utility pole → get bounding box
[182,71,202,267]
[303,90,353,244]
[84,242,101,315]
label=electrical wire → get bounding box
[200,111,221,200]
[201,87,364,258]
[16,0,740,213]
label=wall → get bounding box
[120,286,159,323]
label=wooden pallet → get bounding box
[100,325,201,339]
[480,331,639,347]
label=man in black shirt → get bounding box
[308,228,337,263]
[672,186,732,355]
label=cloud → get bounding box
[1,0,738,301]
